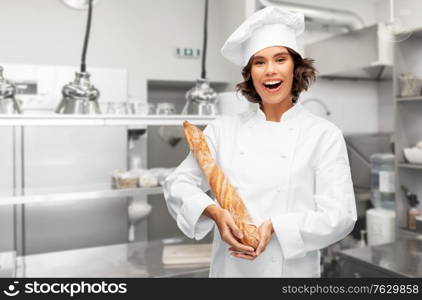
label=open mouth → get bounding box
[262,80,283,92]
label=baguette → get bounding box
[183,121,259,249]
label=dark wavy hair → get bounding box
[236,47,317,106]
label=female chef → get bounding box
[163,6,357,277]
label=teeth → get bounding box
[264,80,281,85]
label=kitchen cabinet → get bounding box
[393,29,422,238]
[0,115,216,277]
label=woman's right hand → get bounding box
[204,205,256,256]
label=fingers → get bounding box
[255,235,268,256]
[215,210,257,254]
[255,239,267,256]
[226,215,243,240]
[256,222,272,255]
[231,237,266,259]
[232,238,255,253]
[228,247,256,255]
[228,247,257,261]
[230,251,256,260]
[220,212,255,253]
[222,230,255,253]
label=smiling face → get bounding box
[250,46,294,107]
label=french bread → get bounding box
[183,121,259,249]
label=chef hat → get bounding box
[221,6,305,66]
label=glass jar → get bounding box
[156,102,176,115]
[399,73,422,97]
[370,153,395,210]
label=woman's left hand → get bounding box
[255,219,274,256]
[228,219,274,259]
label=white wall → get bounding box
[378,80,394,133]
[0,0,246,101]
[299,79,379,134]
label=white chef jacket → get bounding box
[163,102,357,277]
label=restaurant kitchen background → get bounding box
[1,0,422,277]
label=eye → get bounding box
[276,58,285,63]
[253,60,264,65]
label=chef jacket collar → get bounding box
[254,102,303,123]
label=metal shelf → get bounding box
[0,115,217,126]
[0,185,163,206]
[393,34,422,243]
[398,163,422,170]
[13,237,209,278]
[399,227,422,236]
[396,96,422,102]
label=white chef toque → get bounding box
[221,6,305,66]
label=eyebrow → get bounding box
[253,52,289,59]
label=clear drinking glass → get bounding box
[108,102,129,115]
[131,102,149,115]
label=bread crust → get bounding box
[183,121,259,249]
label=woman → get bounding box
[163,6,356,277]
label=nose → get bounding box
[264,61,276,76]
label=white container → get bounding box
[403,147,422,164]
[366,208,396,246]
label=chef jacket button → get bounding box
[240,151,245,155]
[280,154,287,159]
[271,257,277,263]
[276,189,281,193]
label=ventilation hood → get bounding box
[259,0,364,31]
[305,23,393,80]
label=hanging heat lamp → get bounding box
[56,0,101,114]
[158,0,217,147]
[182,0,218,115]
[61,0,100,10]
[0,66,23,114]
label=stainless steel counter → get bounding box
[14,237,210,278]
[337,239,422,277]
